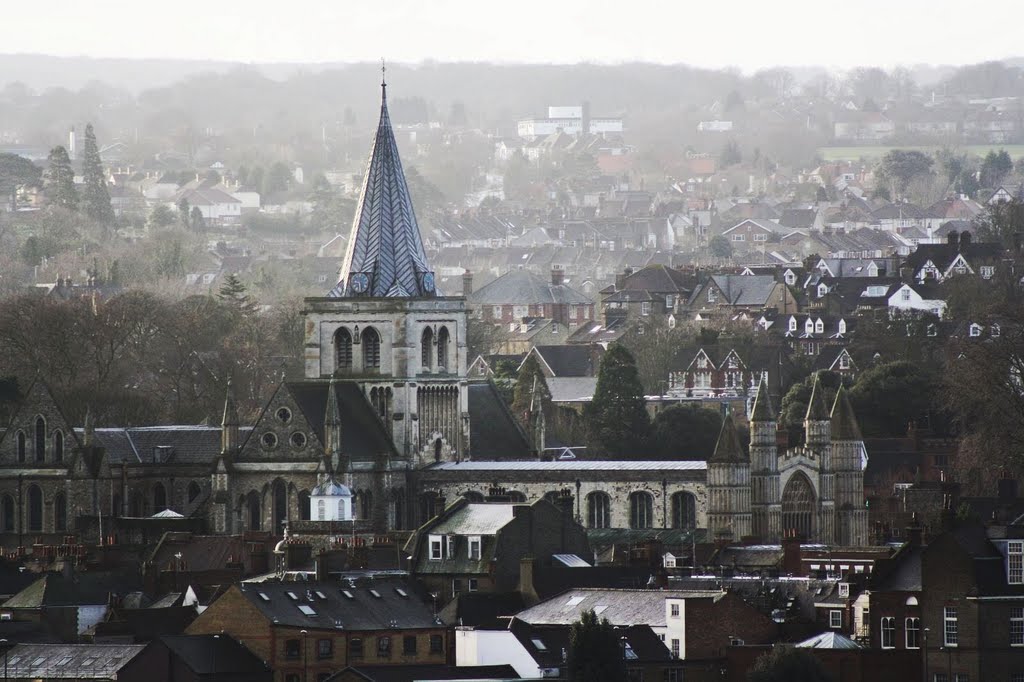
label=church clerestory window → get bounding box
[335,328,353,371]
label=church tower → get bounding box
[831,385,868,545]
[302,74,469,465]
[749,376,781,542]
[805,374,835,543]
[706,413,752,542]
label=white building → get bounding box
[517,105,623,138]
[309,476,353,521]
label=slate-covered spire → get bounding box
[830,384,863,440]
[710,413,747,463]
[805,372,830,422]
[750,375,776,422]
[330,74,435,298]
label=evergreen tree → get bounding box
[44,145,78,211]
[190,205,206,232]
[80,123,114,224]
[148,204,175,229]
[566,610,626,682]
[218,274,256,314]
[584,344,650,457]
[178,197,191,230]
[747,646,832,682]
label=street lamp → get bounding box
[922,628,930,682]
[300,629,308,682]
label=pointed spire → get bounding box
[221,381,239,454]
[324,376,342,460]
[830,385,863,440]
[331,76,435,298]
[750,375,775,422]
[83,407,94,448]
[710,413,747,464]
[805,373,830,422]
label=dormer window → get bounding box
[969,323,982,338]
[815,319,824,334]
[707,288,717,303]
[992,324,1001,337]
[468,536,482,560]
[805,320,814,335]
[789,317,798,333]
[838,320,847,335]
[838,353,851,370]
[927,324,937,337]
[429,535,443,560]
[818,284,828,298]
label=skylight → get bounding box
[593,605,608,615]
[287,592,299,601]
[565,596,585,607]
[395,588,408,598]
[55,656,73,666]
[532,638,547,651]
[342,590,354,599]
[298,604,317,616]
[315,591,327,600]
[369,589,382,598]
[259,592,271,602]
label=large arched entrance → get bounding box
[782,472,816,540]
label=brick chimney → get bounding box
[551,267,565,286]
[462,270,474,296]
[905,512,924,548]
[518,557,540,605]
[781,529,802,575]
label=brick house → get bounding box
[186,577,448,682]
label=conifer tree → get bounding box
[190,205,205,232]
[218,274,256,314]
[566,610,626,682]
[584,344,650,457]
[80,124,114,224]
[44,145,78,211]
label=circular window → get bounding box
[275,407,292,424]
[261,432,278,449]
[290,432,307,448]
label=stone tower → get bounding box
[302,76,469,465]
[706,413,752,542]
[830,385,869,545]
[805,374,835,543]
[749,376,781,542]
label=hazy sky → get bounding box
[4,0,1023,72]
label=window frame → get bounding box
[906,617,920,649]
[943,606,958,647]
[429,535,443,560]
[881,616,895,649]
[403,635,417,655]
[285,638,301,660]
[1011,606,1024,646]
[377,635,392,658]
[830,610,842,629]
[1008,541,1023,584]
[468,536,481,560]
[317,638,333,659]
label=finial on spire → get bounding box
[381,58,387,97]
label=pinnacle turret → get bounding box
[710,413,747,463]
[750,375,776,422]
[805,373,830,422]
[830,385,863,440]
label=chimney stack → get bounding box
[462,270,474,296]
[551,267,565,286]
[781,529,802,575]
[947,231,959,247]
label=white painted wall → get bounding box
[455,629,541,678]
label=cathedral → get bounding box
[0,80,869,550]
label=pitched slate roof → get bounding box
[796,632,862,649]
[286,380,398,461]
[235,578,439,630]
[332,82,434,298]
[469,269,592,305]
[0,644,146,679]
[326,664,519,682]
[158,635,272,675]
[467,382,532,460]
[704,275,780,306]
[4,569,143,608]
[515,588,723,627]
[530,345,599,377]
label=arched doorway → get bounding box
[782,472,816,540]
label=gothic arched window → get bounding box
[437,326,450,370]
[272,480,288,534]
[2,494,15,531]
[587,491,611,529]
[54,492,67,532]
[27,485,43,532]
[34,416,46,462]
[298,490,311,521]
[671,491,697,530]
[359,490,373,520]
[629,491,654,529]
[362,327,381,370]
[153,483,168,513]
[53,430,64,463]
[335,327,353,371]
[421,327,434,371]
[16,430,26,463]
[782,473,816,540]
[247,491,262,531]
